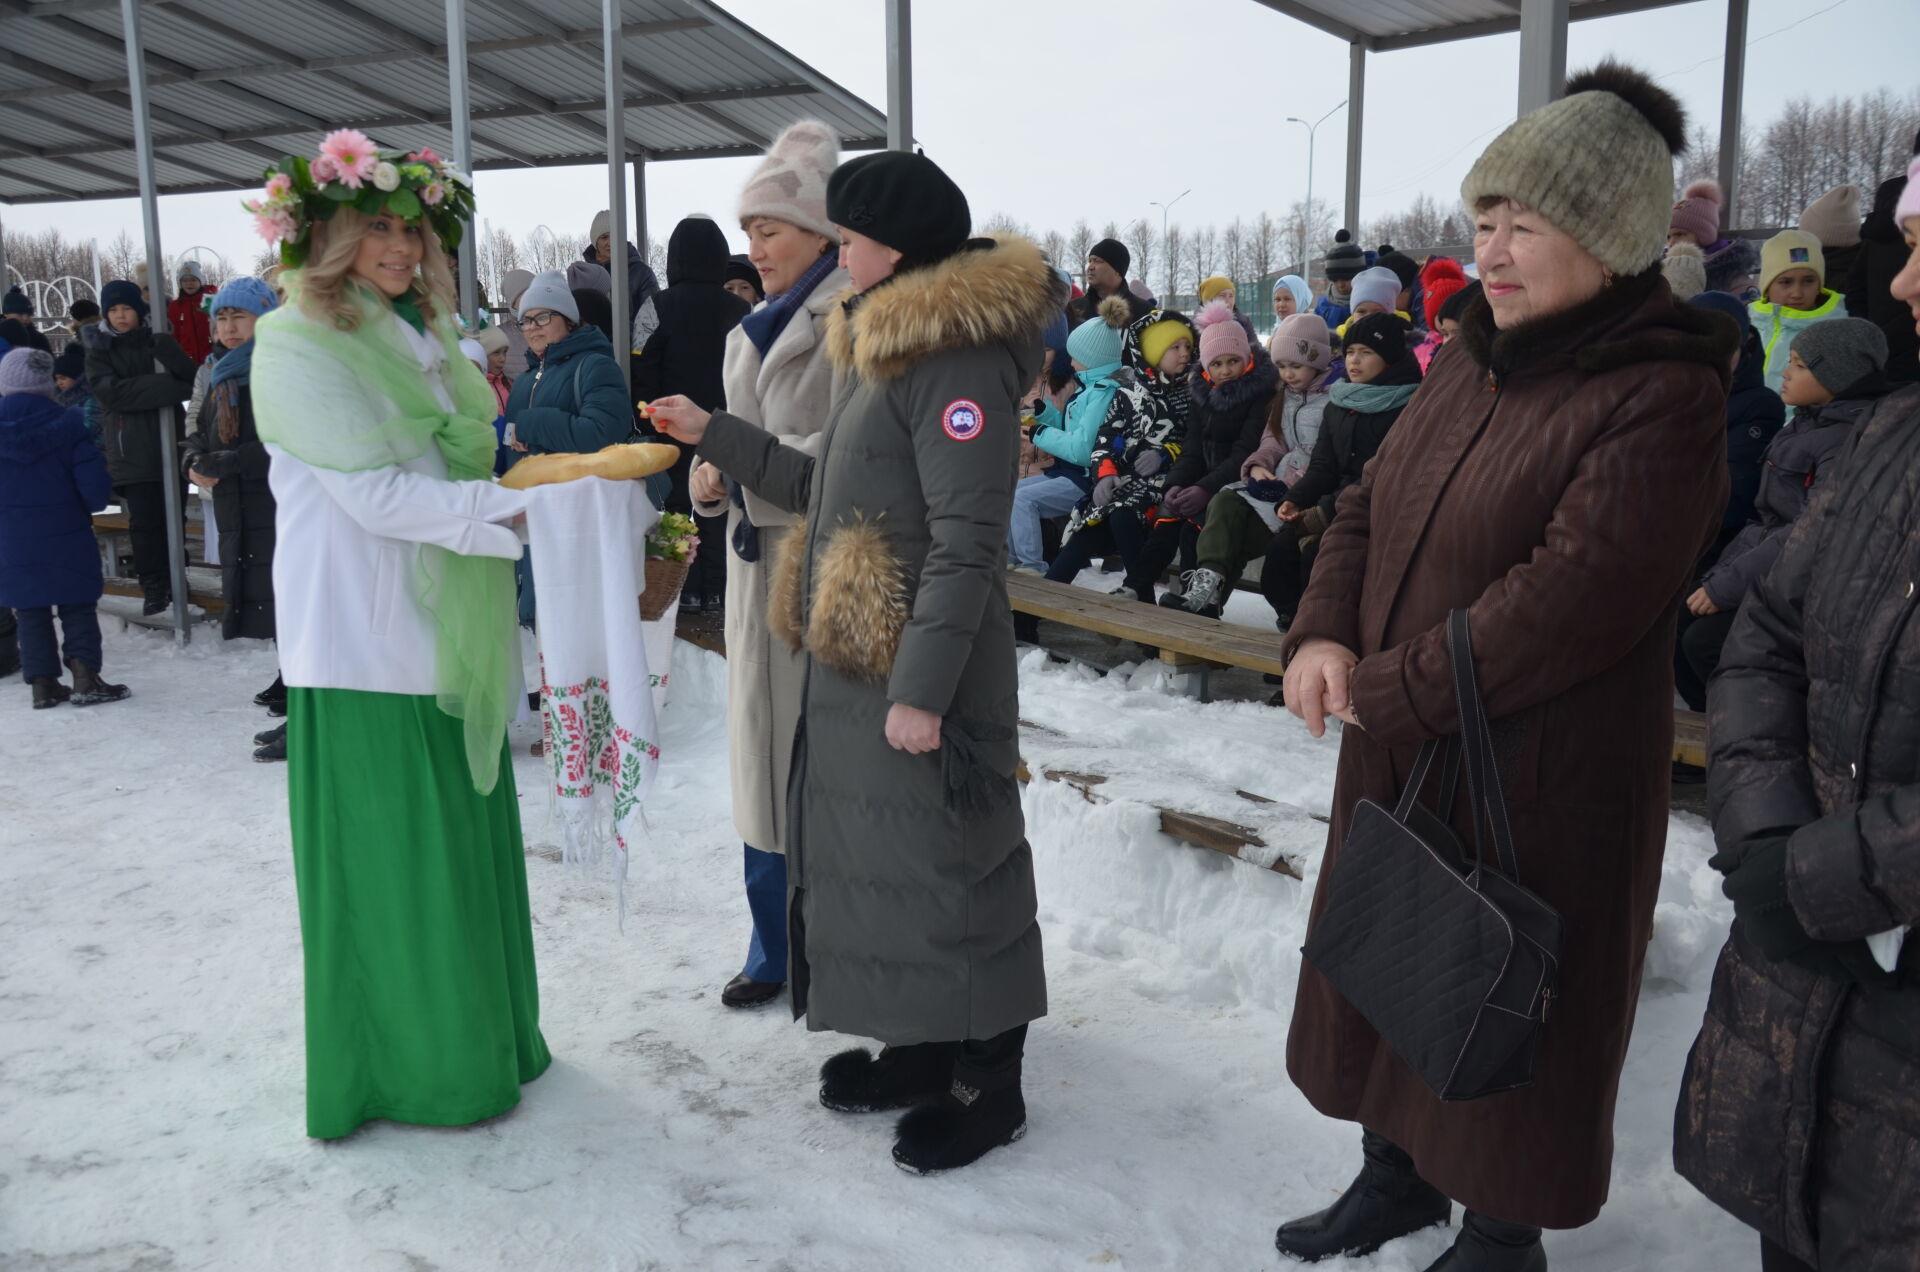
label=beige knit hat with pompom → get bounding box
[738,120,841,245]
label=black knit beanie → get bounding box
[1376,251,1419,289]
[1089,237,1131,277]
[1345,311,1411,365]
[826,151,971,263]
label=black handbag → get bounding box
[1300,609,1564,1101]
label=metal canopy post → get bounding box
[1516,0,1569,114]
[632,150,648,261]
[1343,43,1365,241]
[120,0,190,644]
[1717,0,1748,229]
[885,0,911,151]
[603,0,630,390]
[444,0,476,322]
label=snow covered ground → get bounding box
[1,620,1756,1271]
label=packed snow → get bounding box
[1,618,1757,1270]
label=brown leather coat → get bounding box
[1282,270,1736,1229]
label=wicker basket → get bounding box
[639,556,692,621]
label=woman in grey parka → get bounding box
[649,150,1056,1175]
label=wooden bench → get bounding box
[93,511,209,577]
[101,574,226,626]
[1674,708,1706,769]
[1008,572,1286,700]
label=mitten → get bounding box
[1131,451,1164,477]
[1092,475,1120,507]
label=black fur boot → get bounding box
[31,677,70,709]
[1419,1211,1546,1272]
[891,1077,1027,1175]
[1275,1129,1452,1262]
[818,1042,957,1114]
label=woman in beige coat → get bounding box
[689,120,848,1009]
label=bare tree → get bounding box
[979,211,1030,239]
[1067,220,1094,278]
[1099,220,1121,245]
[1162,225,1184,301]
[1222,218,1248,286]
[1251,212,1281,283]
[1127,217,1159,294]
[1039,229,1067,267]
[1284,199,1336,281]
[1190,225,1219,291]
[103,230,141,284]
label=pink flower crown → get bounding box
[244,129,476,268]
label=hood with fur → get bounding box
[826,235,1063,382]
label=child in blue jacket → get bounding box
[0,348,128,708]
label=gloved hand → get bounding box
[192,449,240,479]
[1091,475,1120,507]
[1161,485,1209,520]
[1721,836,1895,983]
[1244,477,1289,503]
[1131,451,1164,478]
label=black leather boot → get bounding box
[1419,1210,1546,1272]
[65,657,129,706]
[139,575,171,617]
[31,677,71,709]
[818,1042,958,1113]
[1275,1129,1452,1262]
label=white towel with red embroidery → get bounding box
[524,475,663,898]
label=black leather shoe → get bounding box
[819,1042,957,1114]
[1419,1211,1546,1271]
[254,675,287,708]
[254,732,288,763]
[1276,1130,1452,1262]
[720,973,783,1008]
[255,723,288,747]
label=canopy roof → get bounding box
[0,0,890,204]
[1252,0,1694,51]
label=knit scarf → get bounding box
[254,282,517,794]
[1329,378,1418,413]
[738,248,838,358]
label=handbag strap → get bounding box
[1446,609,1521,882]
[1392,736,1462,824]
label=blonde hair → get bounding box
[284,206,456,331]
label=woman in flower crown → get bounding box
[247,130,550,1140]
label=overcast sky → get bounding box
[4,0,1916,285]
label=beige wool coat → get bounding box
[696,265,848,854]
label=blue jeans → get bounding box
[742,843,789,983]
[16,603,102,682]
[1008,474,1086,571]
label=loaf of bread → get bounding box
[498,442,680,491]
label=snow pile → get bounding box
[0,622,1755,1270]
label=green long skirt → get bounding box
[287,687,550,1139]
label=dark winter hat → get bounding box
[52,344,87,380]
[1,286,31,317]
[1376,251,1419,290]
[1436,279,1481,326]
[724,256,765,300]
[1088,237,1131,278]
[0,346,57,398]
[1343,311,1412,366]
[1323,230,1365,282]
[1701,237,1760,294]
[100,279,148,319]
[826,150,971,263]
[1462,60,1688,276]
[1792,317,1888,395]
[69,298,100,323]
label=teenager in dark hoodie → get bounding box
[633,216,753,611]
[1676,317,1892,710]
[1848,134,1920,383]
[1688,291,1786,571]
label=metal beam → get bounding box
[1246,0,1367,44]
[885,0,911,150]
[1516,0,1568,114]
[632,151,649,262]
[604,0,629,390]
[1344,42,1365,243]
[678,0,890,131]
[118,0,190,645]
[0,0,187,18]
[445,0,476,322]
[1371,0,1687,52]
[1717,0,1747,230]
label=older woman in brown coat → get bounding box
[1276,63,1737,1271]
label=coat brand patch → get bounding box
[941,399,985,441]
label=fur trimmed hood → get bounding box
[1188,334,1279,413]
[826,235,1063,382]
[1459,266,1738,386]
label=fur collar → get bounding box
[825,235,1062,381]
[1459,267,1738,387]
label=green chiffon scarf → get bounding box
[256,281,517,794]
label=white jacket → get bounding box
[257,307,526,695]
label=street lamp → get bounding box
[1286,102,1346,275]
[1149,189,1189,294]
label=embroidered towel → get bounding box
[525,476,662,899]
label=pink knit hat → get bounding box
[1670,178,1723,244]
[1196,300,1250,366]
[1268,312,1332,369]
[1896,154,1920,230]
